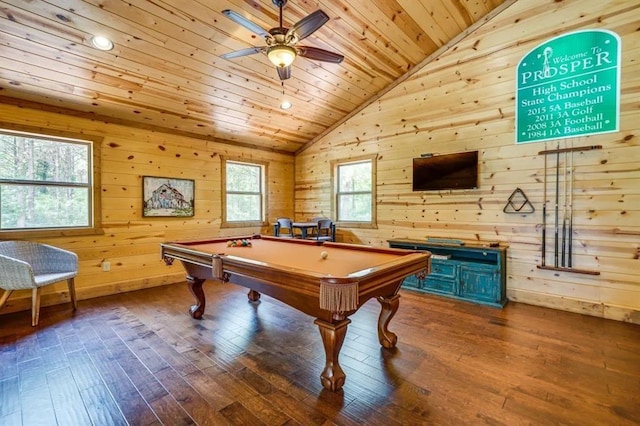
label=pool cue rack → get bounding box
[536,144,602,275]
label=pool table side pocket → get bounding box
[319,279,358,313]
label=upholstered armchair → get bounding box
[0,241,78,326]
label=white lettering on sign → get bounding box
[516,30,620,143]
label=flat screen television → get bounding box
[412,151,479,191]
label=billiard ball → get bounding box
[321,251,328,259]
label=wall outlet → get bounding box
[102,261,111,272]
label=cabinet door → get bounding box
[459,263,499,303]
[401,273,422,289]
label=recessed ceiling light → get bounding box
[90,36,114,51]
[280,100,292,110]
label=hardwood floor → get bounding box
[0,282,638,425]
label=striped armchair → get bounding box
[0,241,78,326]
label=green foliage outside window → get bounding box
[225,161,263,222]
[0,132,92,230]
[337,160,372,222]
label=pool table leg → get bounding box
[247,289,261,301]
[187,275,206,319]
[377,294,400,348]
[314,318,351,391]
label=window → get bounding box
[222,158,267,226]
[333,155,377,227]
[0,129,100,236]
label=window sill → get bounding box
[334,222,378,229]
[220,221,268,229]
[0,227,105,239]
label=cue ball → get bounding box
[321,251,328,259]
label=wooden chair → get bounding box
[274,217,297,238]
[0,241,78,326]
[308,219,334,242]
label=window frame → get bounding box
[331,154,377,229]
[0,124,102,238]
[221,157,268,228]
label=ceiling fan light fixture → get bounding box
[267,45,296,67]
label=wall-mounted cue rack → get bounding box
[537,144,602,275]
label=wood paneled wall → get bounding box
[0,105,294,315]
[295,0,640,323]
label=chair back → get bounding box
[275,217,295,237]
[0,241,76,275]
[0,241,43,273]
[314,219,334,241]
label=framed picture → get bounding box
[142,176,194,217]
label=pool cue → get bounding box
[568,146,574,268]
[541,153,547,266]
[554,146,560,268]
[561,149,568,267]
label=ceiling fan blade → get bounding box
[297,46,344,64]
[221,47,264,59]
[290,10,329,41]
[222,9,270,38]
[276,66,291,80]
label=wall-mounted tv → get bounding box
[412,151,479,191]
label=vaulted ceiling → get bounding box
[0,0,508,154]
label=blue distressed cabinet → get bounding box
[388,239,507,308]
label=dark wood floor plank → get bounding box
[153,366,224,425]
[0,411,22,426]
[19,379,57,425]
[218,401,267,426]
[182,368,235,412]
[38,344,69,375]
[0,376,20,418]
[131,323,200,377]
[79,383,128,426]
[264,389,328,426]
[35,327,61,351]
[61,336,114,426]
[106,330,170,404]
[82,316,162,425]
[149,393,198,426]
[47,366,93,425]
[0,346,17,384]
[1,282,638,425]
[17,356,46,393]
[15,333,39,365]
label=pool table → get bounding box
[161,235,430,391]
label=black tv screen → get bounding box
[413,151,478,191]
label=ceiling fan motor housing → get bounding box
[268,27,298,46]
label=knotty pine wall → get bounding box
[295,0,640,323]
[0,105,294,315]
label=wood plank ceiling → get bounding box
[0,0,507,154]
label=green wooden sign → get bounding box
[516,30,620,144]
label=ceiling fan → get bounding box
[221,0,344,80]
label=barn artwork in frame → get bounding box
[143,176,194,217]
